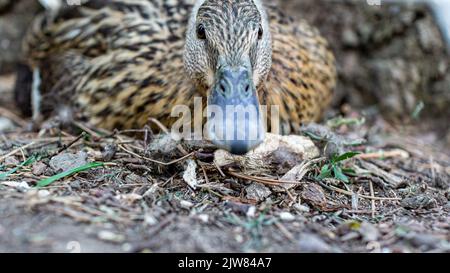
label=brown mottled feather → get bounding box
[23,0,336,134]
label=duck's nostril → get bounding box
[219,83,227,94]
[243,84,251,94]
[217,80,228,95]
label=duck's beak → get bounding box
[207,66,266,155]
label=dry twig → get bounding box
[228,170,305,186]
[316,180,401,201]
[0,141,35,162]
[119,144,194,166]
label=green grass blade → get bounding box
[342,168,357,175]
[327,116,366,128]
[36,162,104,188]
[0,156,37,181]
[318,164,332,180]
[303,131,325,141]
[332,152,361,163]
[333,165,350,183]
[412,101,425,120]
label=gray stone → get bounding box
[359,222,380,242]
[49,151,88,173]
[32,162,47,176]
[245,183,272,202]
[298,233,334,253]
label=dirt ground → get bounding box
[0,73,449,253]
[0,0,449,253]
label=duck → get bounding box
[17,0,336,154]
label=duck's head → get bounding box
[184,0,272,155]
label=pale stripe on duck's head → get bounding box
[184,0,272,154]
[197,0,262,66]
[184,0,272,90]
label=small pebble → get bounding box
[116,193,142,203]
[49,151,88,173]
[125,173,145,184]
[4,156,19,167]
[180,200,194,209]
[341,231,360,241]
[102,144,117,161]
[359,222,380,242]
[144,214,158,226]
[197,214,209,223]
[246,206,256,218]
[408,233,442,249]
[38,190,51,199]
[401,194,437,210]
[245,183,272,202]
[2,181,30,191]
[98,231,125,243]
[183,159,199,189]
[121,243,132,252]
[0,117,16,132]
[294,204,310,213]
[69,180,81,190]
[32,162,47,176]
[279,212,296,222]
[298,233,334,253]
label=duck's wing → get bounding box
[22,1,127,119]
[25,0,194,63]
[264,6,337,134]
[22,0,194,123]
[26,0,151,62]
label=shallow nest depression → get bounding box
[0,107,449,253]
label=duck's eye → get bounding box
[258,25,263,40]
[197,24,207,40]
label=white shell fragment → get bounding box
[214,133,320,174]
[182,159,200,189]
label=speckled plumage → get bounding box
[23,0,336,135]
